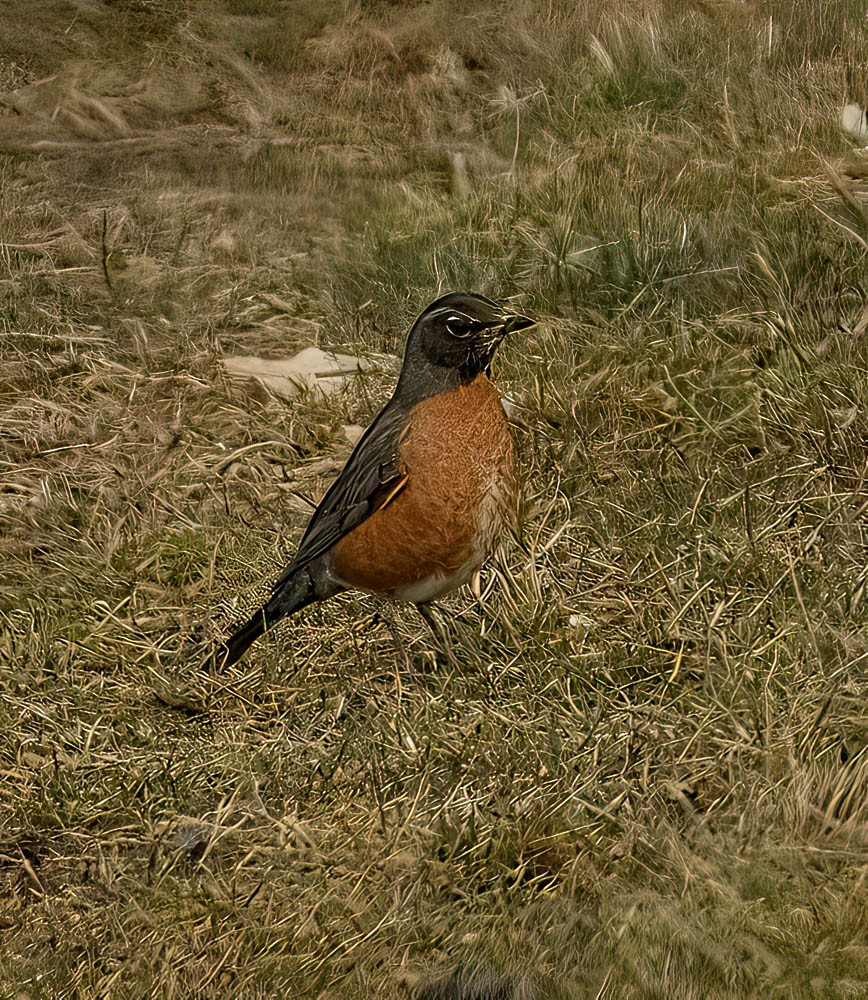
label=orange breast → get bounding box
[329,373,516,600]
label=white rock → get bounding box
[342,423,365,446]
[568,613,595,635]
[841,104,868,144]
[500,392,520,419]
[222,346,369,398]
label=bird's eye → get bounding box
[445,314,472,338]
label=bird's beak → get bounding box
[500,311,536,335]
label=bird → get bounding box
[213,291,535,668]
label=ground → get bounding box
[0,1,865,997]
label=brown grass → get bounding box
[0,0,866,996]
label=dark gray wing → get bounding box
[272,400,410,588]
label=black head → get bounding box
[399,292,535,393]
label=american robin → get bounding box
[214,292,535,668]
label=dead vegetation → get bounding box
[0,0,866,996]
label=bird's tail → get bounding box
[211,566,318,669]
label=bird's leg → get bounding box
[416,603,459,668]
[370,598,411,682]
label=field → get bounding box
[0,1,866,996]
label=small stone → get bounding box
[342,424,365,446]
[222,347,370,398]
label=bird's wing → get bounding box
[272,401,410,588]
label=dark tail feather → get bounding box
[210,566,319,669]
[215,611,269,669]
[413,965,541,999]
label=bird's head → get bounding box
[402,292,535,385]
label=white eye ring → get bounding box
[445,314,472,337]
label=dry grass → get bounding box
[0,0,866,997]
